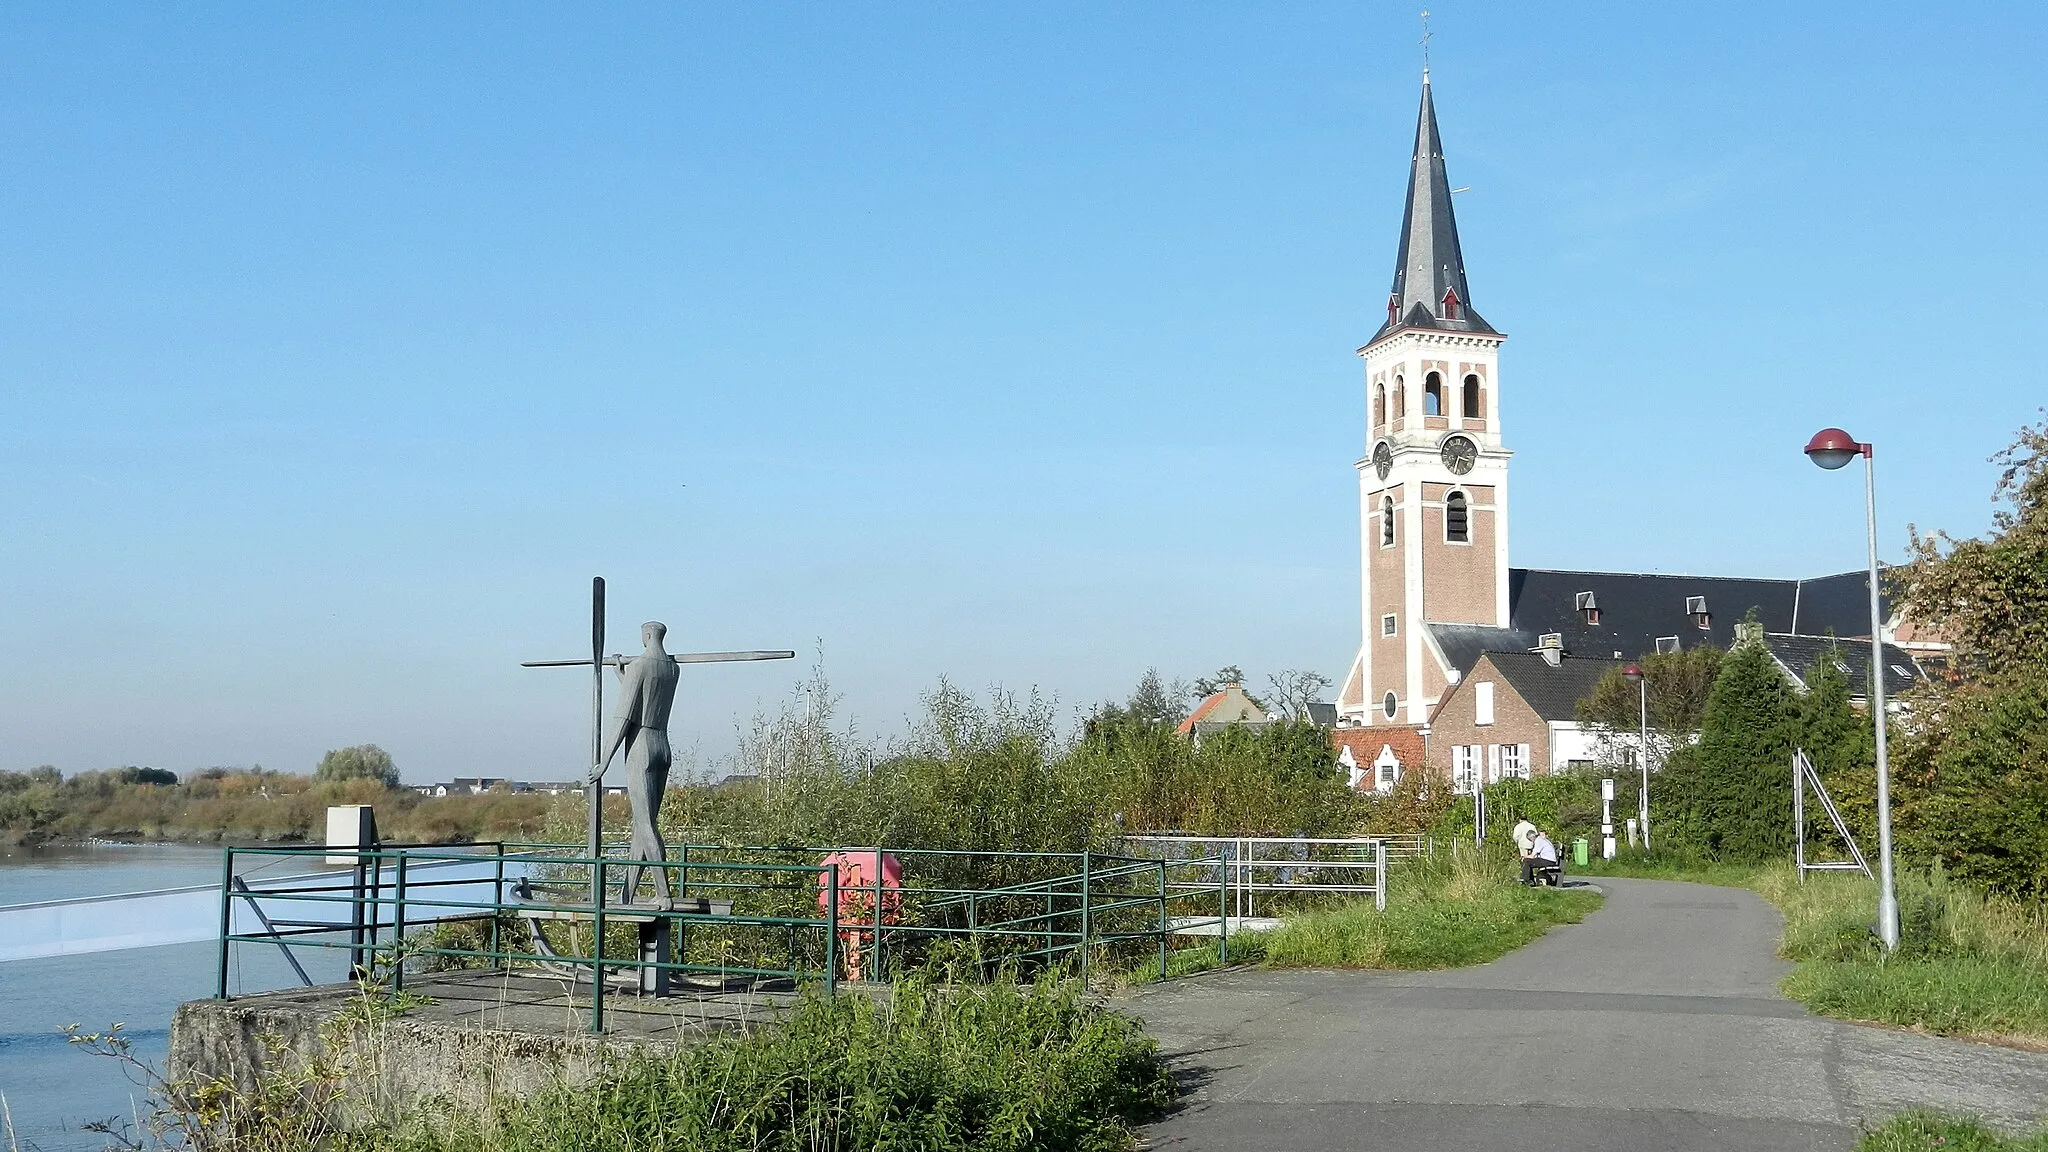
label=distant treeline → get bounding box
[0,766,566,846]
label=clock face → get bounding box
[1372,440,1393,481]
[1440,434,1478,476]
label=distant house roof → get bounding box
[1423,567,1909,681]
[1763,634,1921,699]
[1177,684,1270,737]
[1472,652,1627,723]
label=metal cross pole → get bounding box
[521,576,794,904]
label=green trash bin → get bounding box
[1572,838,1590,867]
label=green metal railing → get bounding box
[216,841,1232,1031]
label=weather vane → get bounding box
[1420,9,1432,76]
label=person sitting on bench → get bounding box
[1521,828,1561,886]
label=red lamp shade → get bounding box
[1805,428,1864,471]
[1623,663,1644,683]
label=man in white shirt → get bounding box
[1521,829,1560,886]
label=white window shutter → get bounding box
[1518,744,1531,778]
[1487,743,1500,783]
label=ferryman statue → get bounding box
[523,577,792,911]
[591,622,681,909]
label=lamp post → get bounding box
[1804,427,1900,951]
[1623,663,1650,850]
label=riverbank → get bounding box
[0,769,574,849]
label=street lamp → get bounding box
[1804,427,1900,951]
[1623,663,1650,850]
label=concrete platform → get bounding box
[169,969,867,1119]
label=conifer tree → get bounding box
[1659,618,1797,859]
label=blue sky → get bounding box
[3,4,2042,782]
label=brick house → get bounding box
[1427,649,1622,792]
[1330,724,1427,794]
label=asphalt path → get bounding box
[1126,877,2048,1151]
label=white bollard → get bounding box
[1625,817,1639,848]
[1600,779,1616,859]
[326,804,378,866]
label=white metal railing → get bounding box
[1121,835,1396,916]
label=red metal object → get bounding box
[1804,428,1867,470]
[818,849,902,981]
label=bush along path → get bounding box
[1130,846,1601,982]
[1581,854,2048,1048]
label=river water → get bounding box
[0,843,323,1151]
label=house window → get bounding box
[1381,496,1396,546]
[1383,691,1399,719]
[1576,590,1599,625]
[1474,681,1495,726]
[1424,372,1443,416]
[1452,745,1480,794]
[1382,614,1398,637]
[1655,636,1681,655]
[1462,374,1482,418]
[1376,754,1400,792]
[1497,743,1529,780]
[1445,491,1469,542]
[1687,595,1711,630]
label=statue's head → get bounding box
[642,621,667,646]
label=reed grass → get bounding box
[348,971,1172,1152]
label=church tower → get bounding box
[1337,69,1511,727]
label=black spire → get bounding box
[1370,71,1495,344]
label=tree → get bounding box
[1891,416,2048,893]
[1656,620,1797,859]
[315,745,399,789]
[1191,666,1265,710]
[1575,645,1723,770]
[1125,668,1188,727]
[1265,669,1334,722]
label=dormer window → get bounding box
[1441,287,1461,320]
[1686,595,1711,630]
[1656,636,1682,655]
[1576,591,1600,625]
[1387,295,1400,325]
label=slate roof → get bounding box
[1427,623,1534,676]
[1421,567,1921,686]
[1367,73,1497,345]
[1304,702,1340,728]
[1764,633,1921,699]
[1475,652,1626,722]
[1504,568,1901,664]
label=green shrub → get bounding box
[356,972,1174,1152]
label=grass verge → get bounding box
[347,971,1173,1152]
[1860,1111,2048,1151]
[1578,852,2048,1045]
[1129,848,1601,980]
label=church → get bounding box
[1329,68,1934,788]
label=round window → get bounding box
[1383,691,1399,719]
